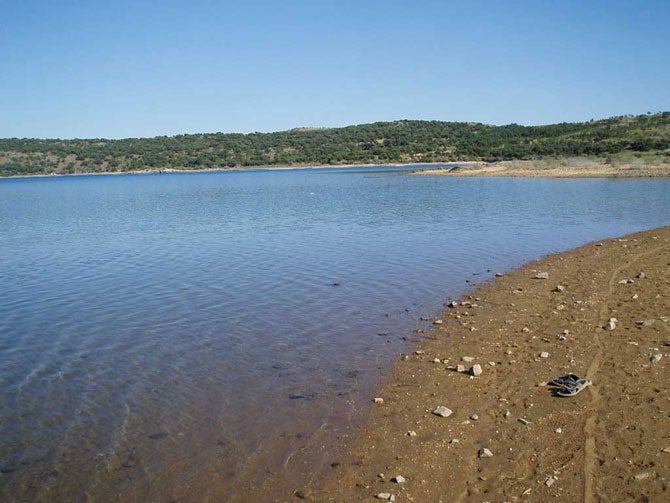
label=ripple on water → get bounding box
[1,170,669,500]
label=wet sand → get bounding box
[303,226,670,502]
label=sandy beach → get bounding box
[299,226,670,502]
[413,159,670,178]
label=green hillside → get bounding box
[1,113,668,176]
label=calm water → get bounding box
[1,167,669,501]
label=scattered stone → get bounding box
[450,438,460,444]
[375,493,393,500]
[495,272,503,277]
[555,428,562,434]
[540,351,550,358]
[456,364,467,373]
[545,475,558,487]
[448,301,459,308]
[391,475,406,484]
[634,472,651,481]
[518,418,531,425]
[503,410,511,418]
[661,447,670,453]
[488,361,496,367]
[632,294,639,300]
[402,355,410,361]
[374,397,384,405]
[522,327,530,333]
[461,356,475,363]
[407,430,417,437]
[553,285,566,292]
[432,358,441,363]
[635,272,646,279]
[651,353,663,364]
[471,364,483,376]
[415,350,425,355]
[605,318,617,331]
[478,447,493,458]
[432,406,453,418]
[522,488,533,496]
[636,319,655,327]
[537,382,547,387]
[433,319,443,325]
[470,414,479,420]
[533,272,549,280]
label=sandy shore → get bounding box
[413,160,670,178]
[302,226,670,502]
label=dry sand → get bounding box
[413,160,670,178]
[300,226,670,502]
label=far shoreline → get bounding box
[3,158,670,180]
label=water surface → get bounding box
[1,167,669,501]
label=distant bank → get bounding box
[1,113,668,177]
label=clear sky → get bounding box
[2,0,669,139]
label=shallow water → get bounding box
[1,167,669,501]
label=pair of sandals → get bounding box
[549,374,592,397]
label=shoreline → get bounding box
[5,158,670,180]
[413,159,670,178]
[0,162,459,180]
[305,226,670,502]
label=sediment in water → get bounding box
[307,226,670,502]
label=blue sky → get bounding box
[2,0,668,139]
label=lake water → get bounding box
[1,167,669,501]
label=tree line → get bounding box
[1,113,668,176]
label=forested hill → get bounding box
[1,113,668,176]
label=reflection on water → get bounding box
[1,168,669,501]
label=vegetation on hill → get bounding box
[0,113,668,176]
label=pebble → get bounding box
[522,327,530,333]
[632,294,639,300]
[448,301,459,308]
[518,418,531,425]
[415,350,425,355]
[450,438,460,444]
[555,428,562,434]
[471,364,483,376]
[651,353,663,364]
[495,272,503,277]
[391,475,406,484]
[461,356,475,362]
[605,318,617,331]
[470,414,479,420]
[553,285,566,292]
[533,272,549,279]
[432,358,442,363]
[545,475,557,487]
[478,447,493,458]
[375,493,393,500]
[636,319,655,327]
[540,351,550,358]
[635,272,646,279]
[407,430,417,437]
[634,472,651,481]
[374,397,384,404]
[433,319,443,325]
[456,364,467,373]
[432,406,453,417]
